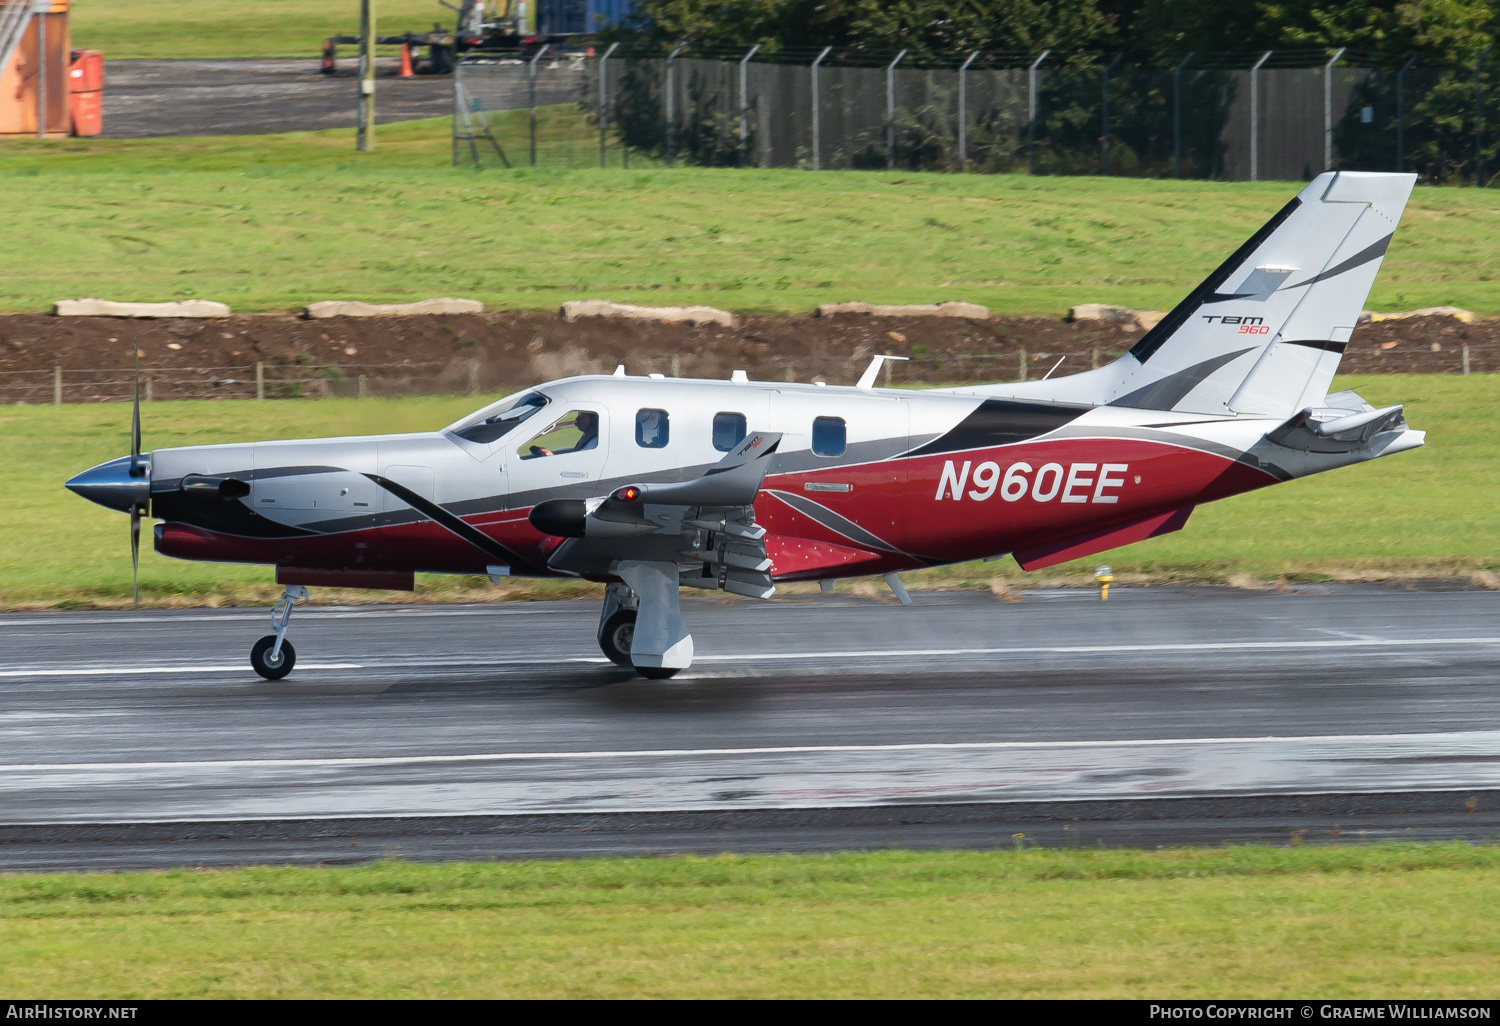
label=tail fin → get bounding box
[985,172,1415,416]
[1113,171,1415,415]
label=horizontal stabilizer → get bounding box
[614,431,782,508]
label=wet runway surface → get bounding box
[2,586,1499,868]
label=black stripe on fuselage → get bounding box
[1129,196,1303,364]
[904,399,1088,459]
[363,474,542,574]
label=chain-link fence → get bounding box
[454,47,1500,184]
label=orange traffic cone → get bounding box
[399,42,414,78]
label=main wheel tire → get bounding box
[251,635,296,681]
[598,610,637,667]
[635,665,681,680]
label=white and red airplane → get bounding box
[67,171,1424,680]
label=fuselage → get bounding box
[129,374,1306,584]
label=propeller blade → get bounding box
[130,506,141,609]
[131,347,141,462]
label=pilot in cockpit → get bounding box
[529,410,598,458]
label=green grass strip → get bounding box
[5,118,1500,315]
[2,844,1498,996]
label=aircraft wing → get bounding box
[531,432,782,598]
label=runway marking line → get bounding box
[2,729,1496,774]
[4,634,1500,679]
[0,663,364,678]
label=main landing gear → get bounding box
[598,566,693,679]
[251,585,307,681]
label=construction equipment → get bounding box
[322,1,587,76]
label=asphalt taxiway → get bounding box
[1,586,1498,869]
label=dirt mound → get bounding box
[0,311,1489,402]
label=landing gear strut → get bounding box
[252,585,307,680]
[597,571,691,679]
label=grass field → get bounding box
[2,844,1497,997]
[1,374,1492,609]
[5,119,1500,315]
[70,0,444,59]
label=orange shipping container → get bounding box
[0,3,71,137]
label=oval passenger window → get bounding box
[636,408,670,448]
[811,416,846,457]
[712,412,747,452]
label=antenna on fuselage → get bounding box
[857,354,909,389]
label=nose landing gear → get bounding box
[251,585,307,680]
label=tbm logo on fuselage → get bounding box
[935,460,1129,503]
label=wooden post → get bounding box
[1017,349,1028,381]
[36,14,46,140]
[1090,347,1099,369]
[467,357,480,395]
[144,378,153,402]
[255,362,265,400]
[670,354,681,377]
[1462,344,1471,375]
[52,366,61,405]
[358,373,368,399]
[357,0,375,152]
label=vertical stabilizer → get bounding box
[1100,171,1415,416]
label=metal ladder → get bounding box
[0,0,48,83]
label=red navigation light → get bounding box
[614,485,642,502]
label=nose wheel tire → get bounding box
[251,635,296,681]
[636,666,681,680]
[598,610,637,667]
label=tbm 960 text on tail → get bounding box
[66,171,1424,679]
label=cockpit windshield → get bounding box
[451,391,550,444]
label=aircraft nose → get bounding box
[65,454,150,513]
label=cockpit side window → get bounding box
[519,409,601,460]
[454,392,549,444]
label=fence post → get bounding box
[1017,349,1028,381]
[529,43,550,167]
[358,373,368,398]
[598,41,619,169]
[1101,53,1122,175]
[665,42,685,166]
[1250,51,1272,181]
[1477,44,1493,187]
[1028,50,1050,175]
[144,377,152,402]
[739,44,759,167]
[35,11,45,139]
[52,366,61,405]
[1397,54,1416,173]
[958,51,979,171]
[1173,52,1193,178]
[357,0,374,152]
[451,60,461,167]
[886,50,906,169]
[467,357,480,395]
[810,46,831,171]
[1462,344,1471,374]
[1323,48,1345,170]
[255,362,265,400]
